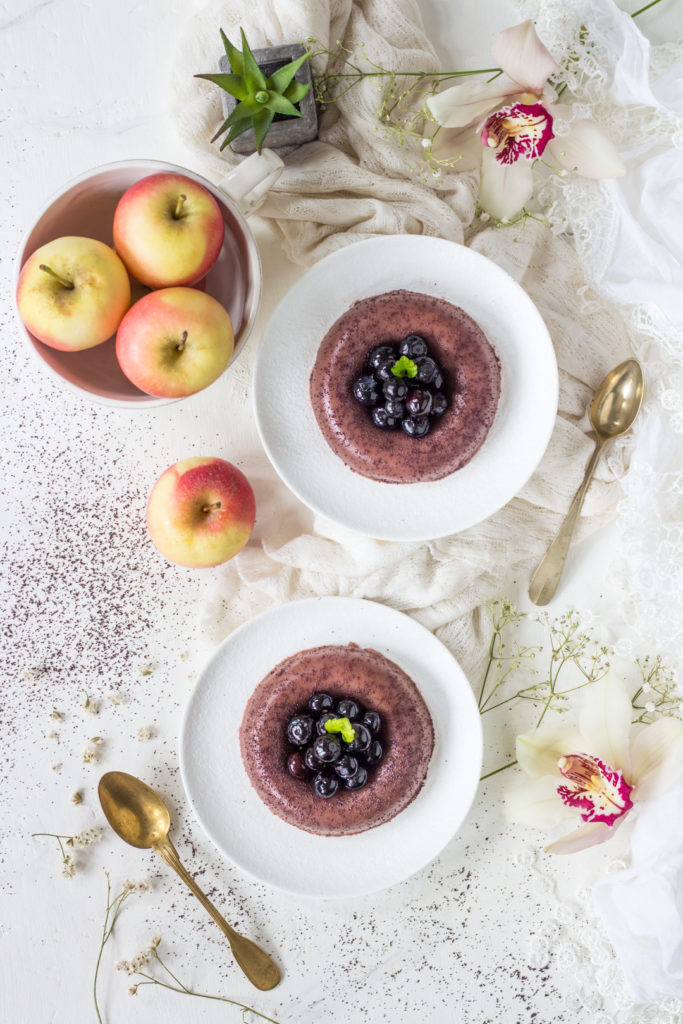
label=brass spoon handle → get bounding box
[154,838,280,991]
[529,439,606,606]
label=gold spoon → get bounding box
[98,771,281,991]
[529,358,643,606]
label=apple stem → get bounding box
[39,264,74,289]
[202,501,222,513]
[176,331,188,352]
[174,194,187,219]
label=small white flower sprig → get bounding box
[31,828,101,878]
[93,874,150,1024]
[117,937,281,1022]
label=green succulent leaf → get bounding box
[284,80,311,105]
[194,73,247,101]
[240,27,267,93]
[266,51,310,94]
[391,356,418,378]
[220,28,243,74]
[225,94,263,128]
[219,120,252,151]
[252,108,275,154]
[265,93,302,118]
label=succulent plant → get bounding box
[196,28,312,154]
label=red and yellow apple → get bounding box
[115,287,234,398]
[16,236,130,351]
[147,457,256,568]
[113,173,225,288]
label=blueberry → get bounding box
[308,692,335,714]
[287,751,309,779]
[415,356,440,385]
[385,397,405,419]
[432,371,444,391]
[375,361,397,382]
[316,711,338,734]
[399,335,428,360]
[430,391,448,417]
[371,407,399,430]
[337,699,360,721]
[352,375,379,406]
[347,722,372,754]
[304,745,322,771]
[405,388,433,417]
[368,344,397,370]
[313,771,339,798]
[362,711,381,735]
[365,739,383,765]
[313,733,342,764]
[383,378,408,400]
[335,754,360,779]
[286,714,314,747]
[344,765,368,790]
[402,415,431,438]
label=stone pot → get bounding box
[218,43,318,155]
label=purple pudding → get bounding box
[239,644,435,837]
[309,289,501,484]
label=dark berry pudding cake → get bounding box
[309,289,501,484]
[239,644,434,836]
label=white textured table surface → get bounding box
[0,2,666,1023]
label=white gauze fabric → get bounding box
[172,0,631,687]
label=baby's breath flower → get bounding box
[61,855,76,879]
[72,791,83,805]
[140,664,154,676]
[83,693,99,714]
[51,709,63,720]
[107,691,128,706]
[137,726,153,742]
[129,985,138,996]
[82,737,103,763]
[73,828,100,848]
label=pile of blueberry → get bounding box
[285,692,384,799]
[351,334,449,438]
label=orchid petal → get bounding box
[490,21,558,94]
[631,718,683,802]
[505,775,576,828]
[516,723,584,778]
[545,820,618,855]
[431,126,482,170]
[578,673,632,775]
[544,111,625,179]
[427,79,516,129]
[478,146,533,220]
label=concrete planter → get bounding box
[218,43,318,155]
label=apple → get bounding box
[115,287,234,398]
[147,457,256,568]
[113,173,225,288]
[16,236,130,351]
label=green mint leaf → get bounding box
[324,717,356,744]
[391,356,418,378]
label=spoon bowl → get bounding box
[590,358,643,439]
[99,771,171,849]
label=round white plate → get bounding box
[254,235,558,541]
[180,597,482,898]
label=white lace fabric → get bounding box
[172,0,683,1017]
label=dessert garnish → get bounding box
[351,335,449,437]
[285,692,384,798]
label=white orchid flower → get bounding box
[506,672,683,854]
[426,20,625,220]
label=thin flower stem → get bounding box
[631,0,663,15]
[134,970,281,1023]
[153,949,190,993]
[480,760,518,781]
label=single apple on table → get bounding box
[115,286,234,398]
[147,457,256,568]
[16,236,130,350]
[113,172,225,288]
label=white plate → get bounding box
[254,235,558,541]
[180,597,482,898]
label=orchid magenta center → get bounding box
[480,102,554,165]
[556,753,634,828]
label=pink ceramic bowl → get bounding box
[13,157,280,408]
